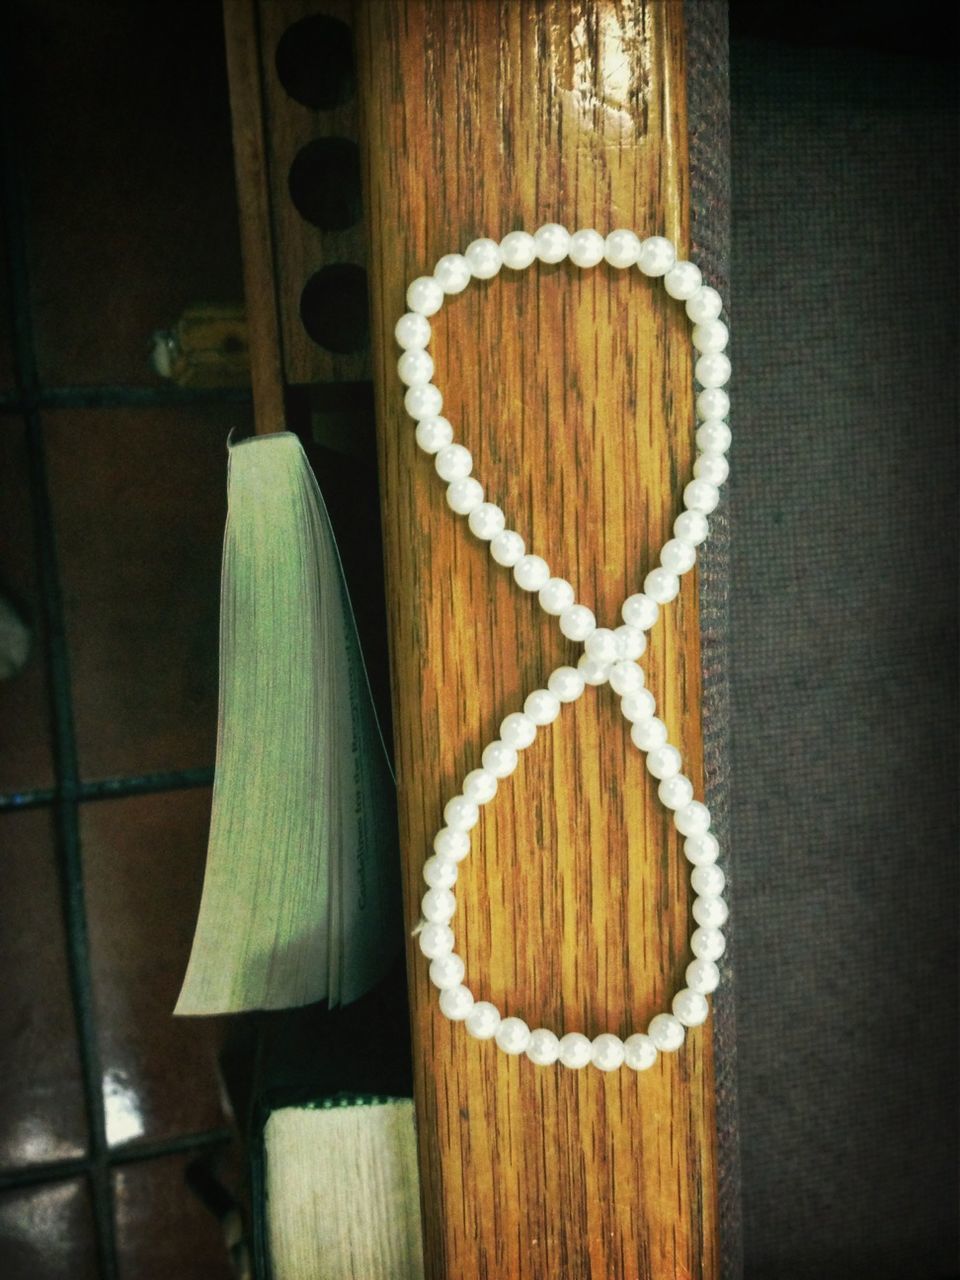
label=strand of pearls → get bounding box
[396,225,730,1072]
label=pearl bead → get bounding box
[462,768,498,805]
[430,952,466,989]
[465,1001,501,1039]
[629,716,667,751]
[623,688,656,723]
[415,416,453,454]
[398,231,731,1066]
[691,926,726,961]
[421,887,456,924]
[548,666,585,702]
[489,529,525,566]
[636,235,676,277]
[643,567,680,604]
[683,479,720,515]
[685,285,723,324]
[438,984,474,1020]
[433,827,470,861]
[577,654,610,686]
[691,864,725,897]
[694,453,729,487]
[481,740,519,778]
[406,276,444,316]
[418,922,454,958]
[684,832,720,866]
[674,510,709,546]
[604,228,641,268]
[443,795,480,831]
[394,312,431,349]
[499,229,537,270]
[696,387,730,422]
[614,624,646,660]
[524,689,561,725]
[675,801,710,837]
[660,539,697,575]
[404,384,443,420]
[434,253,471,294]
[559,604,596,641]
[647,1012,685,1052]
[435,443,472,482]
[499,712,537,750]
[526,1028,561,1066]
[495,1016,531,1054]
[581,627,616,663]
[468,502,506,540]
[658,774,694,810]
[685,958,720,995]
[464,238,502,280]
[621,593,659,631]
[591,1033,625,1072]
[568,228,605,268]
[397,348,434,386]
[538,577,575,616]
[422,855,458,889]
[692,319,728,354]
[446,478,484,514]
[608,660,643,696]
[663,259,702,300]
[672,988,709,1027]
[624,1034,658,1071]
[533,223,570,264]
[513,554,550,592]
[646,745,682,780]
[695,352,731,388]
[693,895,728,928]
[558,1032,593,1069]
[696,420,731,454]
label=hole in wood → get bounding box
[275,14,355,110]
[299,264,369,354]
[288,138,362,231]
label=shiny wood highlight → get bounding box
[357,3,718,1277]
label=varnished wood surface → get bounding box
[222,0,286,431]
[357,3,718,1277]
[257,0,373,385]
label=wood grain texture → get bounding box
[357,2,718,1277]
[257,0,373,384]
[222,0,286,431]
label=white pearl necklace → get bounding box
[396,225,730,1072]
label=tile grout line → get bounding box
[0,1128,236,1193]
[0,767,216,814]
[0,384,253,412]
[0,28,118,1278]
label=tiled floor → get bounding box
[45,407,242,780]
[0,2,248,1275]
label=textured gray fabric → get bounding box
[684,4,742,1278]
[730,36,958,1280]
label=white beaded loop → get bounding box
[398,229,729,1070]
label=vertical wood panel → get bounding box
[222,0,286,431]
[357,2,718,1277]
[259,0,372,384]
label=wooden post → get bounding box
[357,2,719,1277]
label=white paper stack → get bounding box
[176,432,399,1014]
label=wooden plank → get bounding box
[356,2,718,1277]
[222,0,286,432]
[256,0,372,385]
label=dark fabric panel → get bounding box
[684,3,742,1278]
[730,35,958,1280]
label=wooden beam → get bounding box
[357,2,718,1277]
[222,0,286,432]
